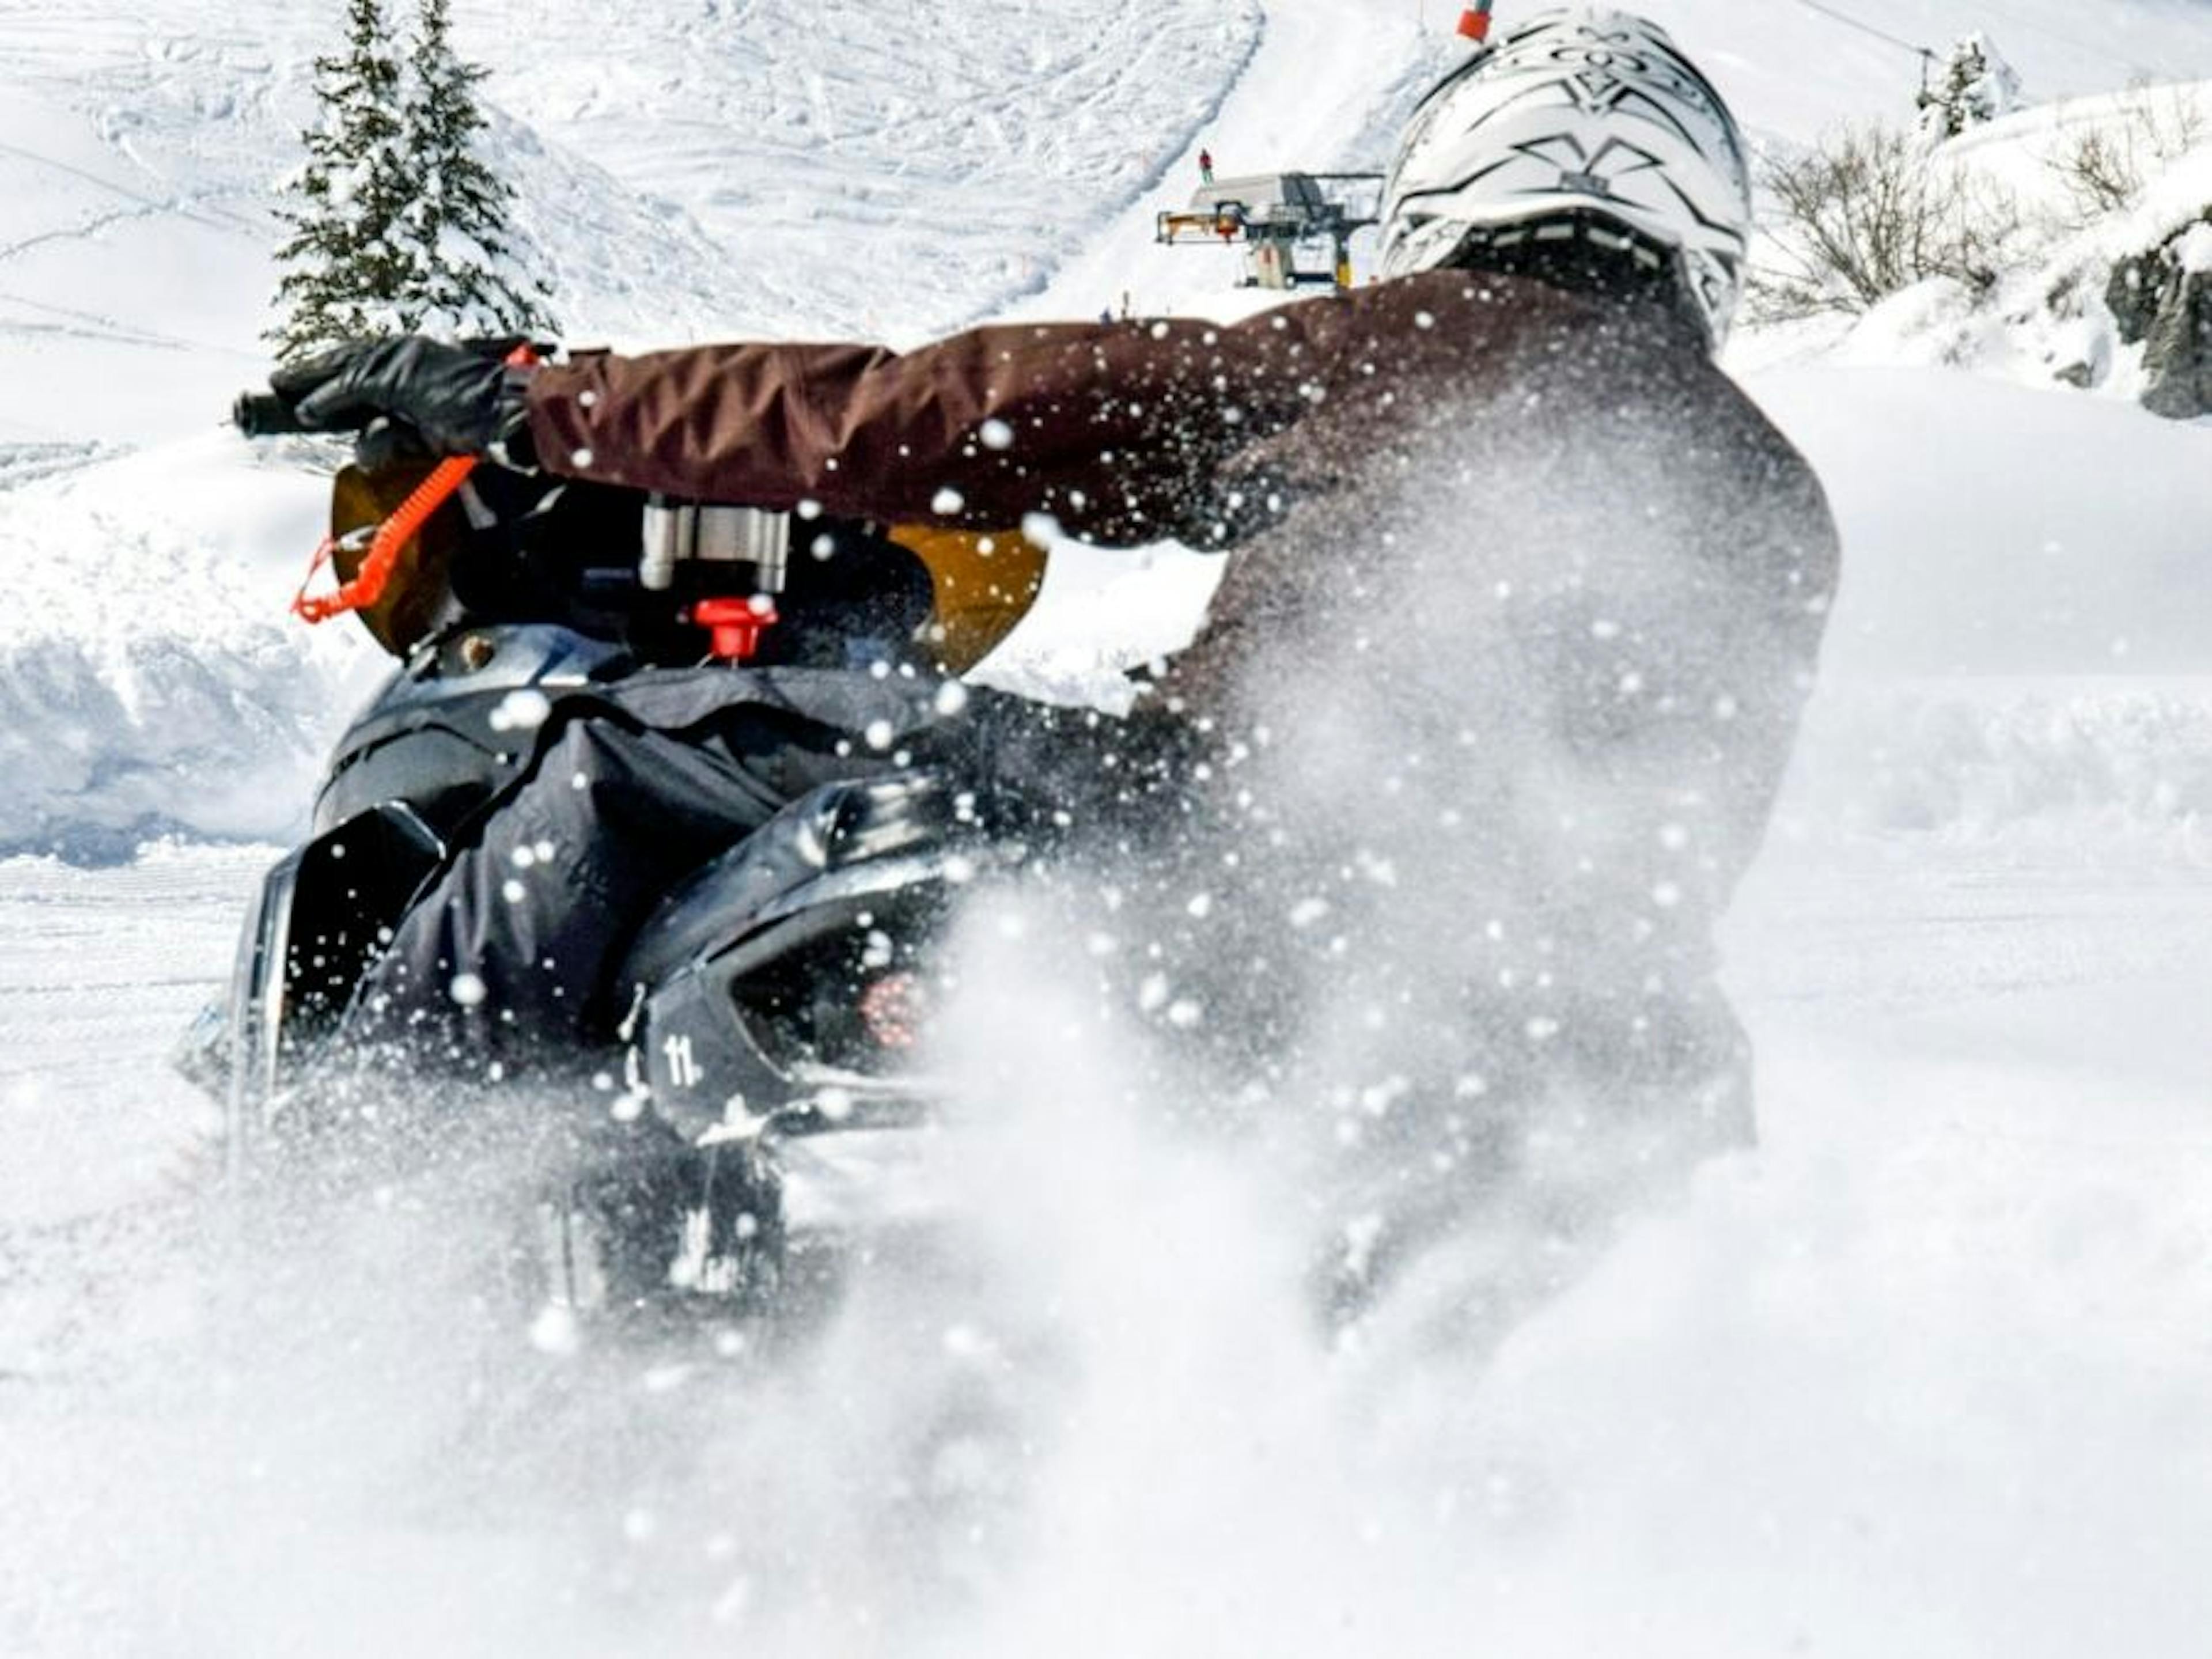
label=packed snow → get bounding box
[5,0,2212,1654]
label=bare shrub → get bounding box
[1748,124,2018,321]
[2057,126,2145,217]
[2047,85,2209,224]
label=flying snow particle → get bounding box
[569,448,595,469]
[1359,1076,1410,1116]
[931,486,966,514]
[448,972,488,1007]
[528,1303,581,1355]
[488,688,552,733]
[934,680,971,715]
[864,719,896,751]
[942,1324,993,1361]
[502,879,526,904]
[711,1578,753,1628]
[1341,1214,1385,1279]
[979,419,1015,451]
[1289,897,1331,930]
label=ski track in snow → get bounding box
[7,0,2212,1653]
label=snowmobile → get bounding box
[179,380,1026,1329]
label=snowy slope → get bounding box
[0,0,1266,446]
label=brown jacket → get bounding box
[527,268,1836,727]
[526,271,1843,1183]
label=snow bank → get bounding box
[0,435,371,858]
[1731,365,2212,858]
[1782,677,2212,859]
[1738,79,2212,406]
[1745,366,2212,680]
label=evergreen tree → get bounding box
[269,0,554,362]
[268,0,419,360]
[1916,34,2022,146]
[395,0,557,339]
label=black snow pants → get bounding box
[335,667,982,1078]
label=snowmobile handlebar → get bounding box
[233,337,555,441]
[232,390,309,438]
[238,346,789,662]
[253,346,543,627]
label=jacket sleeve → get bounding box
[525,307,1341,547]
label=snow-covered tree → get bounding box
[268,0,416,360]
[1916,34,2022,146]
[269,0,554,361]
[392,0,556,340]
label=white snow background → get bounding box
[5,0,2212,1654]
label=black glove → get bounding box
[266,336,538,465]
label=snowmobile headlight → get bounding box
[856,972,927,1052]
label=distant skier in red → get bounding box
[1198,147,1214,184]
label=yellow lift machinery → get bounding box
[1156,172,1384,291]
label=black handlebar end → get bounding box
[233,391,305,438]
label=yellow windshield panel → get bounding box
[889,524,1049,674]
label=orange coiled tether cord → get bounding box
[290,344,538,626]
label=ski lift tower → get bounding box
[1156,172,1383,291]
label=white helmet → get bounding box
[1378,7,1754,346]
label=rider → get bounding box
[278,9,1836,1304]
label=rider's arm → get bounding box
[525,306,1343,547]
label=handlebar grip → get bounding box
[233,391,309,438]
